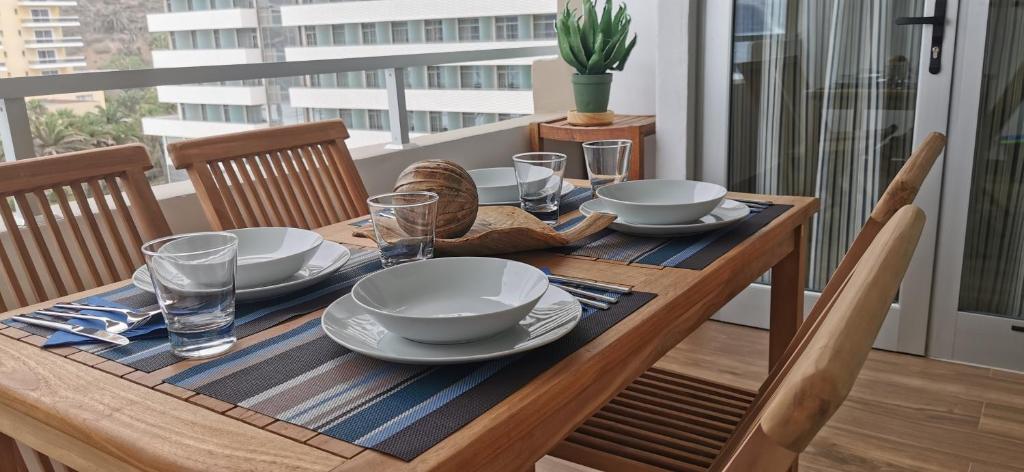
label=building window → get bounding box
[457,18,480,41]
[391,22,409,44]
[303,27,317,46]
[496,65,525,89]
[425,19,444,43]
[331,25,347,45]
[339,109,354,125]
[361,23,377,44]
[498,113,524,121]
[365,70,382,88]
[494,16,519,41]
[36,50,56,64]
[33,30,53,43]
[459,66,483,89]
[533,14,556,39]
[30,9,50,20]
[40,70,59,76]
[429,111,445,132]
[407,111,416,132]
[367,110,386,130]
[426,65,442,89]
[462,113,484,127]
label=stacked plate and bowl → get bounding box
[321,257,583,364]
[134,227,352,302]
[580,179,750,236]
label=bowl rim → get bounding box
[226,227,324,263]
[469,166,548,187]
[351,257,549,320]
[596,179,727,207]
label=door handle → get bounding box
[895,0,947,74]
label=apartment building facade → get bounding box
[142,0,556,161]
[0,0,102,111]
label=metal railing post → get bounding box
[384,67,416,150]
[0,97,35,161]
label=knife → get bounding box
[547,274,632,294]
[12,315,130,346]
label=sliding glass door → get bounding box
[932,0,1024,370]
[701,0,953,353]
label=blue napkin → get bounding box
[42,294,166,347]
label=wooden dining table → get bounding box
[0,179,817,472]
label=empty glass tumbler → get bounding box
[142,232,238,359]
[582,139,633,197]
[367,191,439,267]
[513,152,567,225]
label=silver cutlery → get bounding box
[551,283,618,304]
[53,303,160,326]
[547,274,631,294]
[572,295,610,310]
[13,315,130,346]
[35,310,129,334]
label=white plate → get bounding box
[322,286,582,365]
[479,180,576,206]
[134,241,351,302]
[580,198,750,237]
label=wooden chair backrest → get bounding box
[0,144,172,311]
[168,120,369,231]
[723,205,926,471]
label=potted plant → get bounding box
[556,0,637,126]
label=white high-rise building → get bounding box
[143,0,557,159]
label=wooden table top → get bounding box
[534,115,656,142]
[0,180,817,472]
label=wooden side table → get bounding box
[529,114,656,180]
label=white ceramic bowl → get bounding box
[351,257,549,344]
[470,167,552,204]
[227,227,324,288]
[596,179,728,225]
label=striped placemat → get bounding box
[166,289,656,461]
[349,186,593,228]
[3,247,382,373]
[554,204,792,270]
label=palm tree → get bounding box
[31,111,88,156]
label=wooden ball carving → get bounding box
[394,160,478,238]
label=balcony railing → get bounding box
[0,45,557,160]
[22,16,81,27]
[28,56,87,69]
[24,36,84,48]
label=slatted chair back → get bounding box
[722,205,926,471]
[0,144,172,311]
[715,131,945,468]
[167,120,369,231]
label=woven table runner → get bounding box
[554,204,792,270]
[166,289,656,461]
[349,186,593,228]
[4,247,382,373]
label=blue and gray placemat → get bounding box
[3,247,382,373]
[554,203,792,270]
[166,288,655,461]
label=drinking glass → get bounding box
[513,152,567,225]
[142,232,238,359]
[582,139,633,197]
[367,191,439,267]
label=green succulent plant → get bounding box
[556,0,637,75]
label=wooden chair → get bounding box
[549,132,945,471]
[0,144,172,312]
[167,120,369,231]
[0,144,171,472]
[553,205,925,471]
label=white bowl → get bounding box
[227,227,324,288]
[470,167,552,204]
[351,257,549,344]
[596,179,728,225]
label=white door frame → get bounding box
[695,0,959,354]
[928,0,1024,371]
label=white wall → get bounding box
[606,0,658,116]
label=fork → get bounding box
[33,310,130,334]
[53,303,161,326]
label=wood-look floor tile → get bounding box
[980,402,1024,443]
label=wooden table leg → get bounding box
[629,129,644,180]
[769,224,808,472]
[529,122,543,152]
[769,223,808,368]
